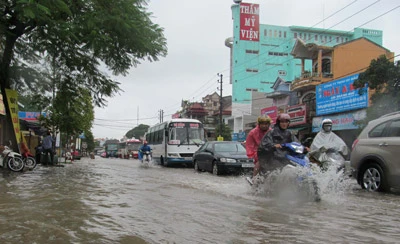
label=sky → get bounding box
[92,0,400,140]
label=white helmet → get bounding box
[321,119,333,132]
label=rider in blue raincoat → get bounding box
[138,141,151,161]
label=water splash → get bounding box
[250,162,351,203]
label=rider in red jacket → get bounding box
[246,115,272,177]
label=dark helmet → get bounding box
[276,113,291,124]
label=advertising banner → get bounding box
[316,73,368,116]
[287,104,307,126]
[0,94,5,115]
[18,111,46,121]
[5,89,21,144]
[261,106,278,124]
[312,109,366,132]
[239,3,259,41]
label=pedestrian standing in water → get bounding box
[42,130,55,165]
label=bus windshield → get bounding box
[169,122,205,145]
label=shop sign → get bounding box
[239,3,259,41]
[287,104,306,126]
[312,109,366,132]
[261,106,278,124]
[18,111,46,121]
[316,74,368,116]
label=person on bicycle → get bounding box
[138,141,151,162]
[246,115,272,177]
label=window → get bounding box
[302,92,316,113]
[245,68,258,73]
[387,120,400,137]
[369,122,388,138]
[245,50,259,54]
[322,58,331,73]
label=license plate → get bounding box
[184,157,192,160]
[242,163,254,168]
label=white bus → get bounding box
[145,118,206,166]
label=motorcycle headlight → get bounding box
[220,158,237,163]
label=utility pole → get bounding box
[217,73,223,140]
[159,109,164,123]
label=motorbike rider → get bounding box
[138,141,151,162]
[309,119,348,169]
[246,115,272,177]
[258,113,306,174]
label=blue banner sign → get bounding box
[316,74,368,116]
[18,111,47,121]
[232,133,238,141]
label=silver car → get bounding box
[350,111,400,192]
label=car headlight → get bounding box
[220,158,237,163]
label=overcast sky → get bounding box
[92,0,400,140]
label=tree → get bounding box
[215,124,232,141]
[126,124,149,139]
[353,55,400,127]
[0,0,167,144]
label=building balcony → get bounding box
[291,72,333,91]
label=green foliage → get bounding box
[126,124,150,139]
[215,124,232,141]
[0,0,167,143]
[353,55,400,127]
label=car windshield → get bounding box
[214,143,245,152]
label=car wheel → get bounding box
[212,162,220,175]
[194,161,200,172]
[360,163,388,192]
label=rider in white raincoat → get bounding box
[309,119,349,169]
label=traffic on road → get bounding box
[1,156,400,243]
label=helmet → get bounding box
[276,113,291,123]
[321,119,333,132]
[257,115,271,124]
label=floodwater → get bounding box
[1,157,400,244]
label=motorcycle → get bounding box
[20,142,37,170]
[250,142,320,202]
[0,145,25,172]
[21,151,37,170]
[141,151,152,163]
[281,142,321,201]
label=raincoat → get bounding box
[258,124,299,173]
[138,144,151,160]
[245,125,270,164]
[309,129,348,167]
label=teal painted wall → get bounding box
[230,4,383,104]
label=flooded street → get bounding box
[1,157,400,244]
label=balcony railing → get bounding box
[292,72,324,90]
